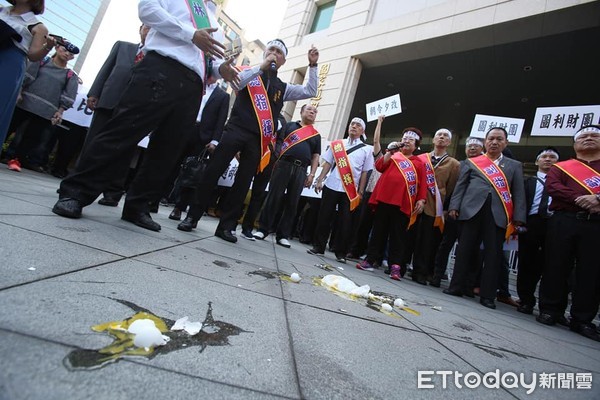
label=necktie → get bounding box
[134,48,144,64]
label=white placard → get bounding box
[365,94,402,122]
[531,105,600,137]
[300,166,324,199]
[217,158,239,187]
[62,85,93,128]
[469,114,525,143]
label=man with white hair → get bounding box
[411,128,460,285]
[516,147,560,315]
[537,125,600,342]
[308,117,374,263]
[178,39,319,243]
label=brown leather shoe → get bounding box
[497,295,519,307]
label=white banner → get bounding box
[365,94,402,122]
[469,114,525,143]
[62,85,93,128]
[531,105,600,137]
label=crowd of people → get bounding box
[1,0,599,344]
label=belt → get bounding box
[559,211,600,221]
[279,155,308,168]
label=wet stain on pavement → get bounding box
[248,270,277,279]
[63,299,248,370]
[453,322,474,331]
[213,260,230,268]
[58,226,91,233]
[475,345,505,359]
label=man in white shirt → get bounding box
[516,147,559,314]
[308,117,374,263]
[53,0,238,232]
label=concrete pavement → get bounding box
[0,168,598,400]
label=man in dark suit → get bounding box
[168,76,230,220]
[444,127,526,309]
[83,24,150,206]
[516,147,559,314]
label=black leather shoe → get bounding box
[429,276,441,288]
[98,197,119,207]
[536,313,557,326]
[480,297,496,309]
[571,323,600,342]
[412,276,428,285]
[177,217,198,232]
[307,247,324,255]
[52,198,82,218]
[169,208,182,221]
[215,229,237,243]
[557,315,570,327]
[121,211,161,231]
[517,303,534,314]
[443,288,463,297]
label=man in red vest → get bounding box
[537,124,600,342]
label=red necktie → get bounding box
[134,48,144,64]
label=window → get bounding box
[310,1,336,33]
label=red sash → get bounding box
[331,140,361,211]
[554,159,600,194]
[418,153,444,232]
[469,155,514,238]
[391,152,419,228]
[279,125,319,157]
[237,66,274,172]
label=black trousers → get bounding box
[258,159,307,239]
[312,186,356,256]
[59,51,203,211]
[448,196,506,300]
[365,202,409,266]
[240,156,275,233]
[188,125,262,232]
[433,216,458,278]
[539,212,600,324]
[412,214,443,280]
[348,190,374,257]
[516,214,548,306]
[5,107,54,167]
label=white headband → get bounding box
[536,150,559,162]
[266,39,288,57]
[574,126,600,140]
[466,138,484,147]
[403,131,420,141]
[351,117,366,130]
[435,128,452,140]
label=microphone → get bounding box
[48,34,80,54]
[269,61,277,72]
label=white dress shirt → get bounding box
[529,171,551,215]
[322,137,374,192]
[138,0,224,80]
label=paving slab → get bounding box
[0,168,598,400]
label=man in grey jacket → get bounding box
[444,127,526,309]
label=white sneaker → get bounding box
[253,231,266,240]
[277,238,291,248]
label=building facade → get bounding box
[277,0,600,163]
